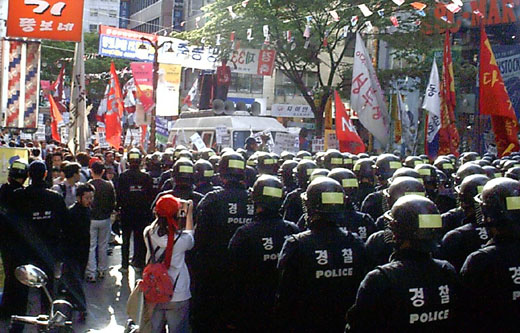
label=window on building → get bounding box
[109,10,117,18]
[275,72,318,96]
[89,24,98,32]
[134,17,161,33]
[90,8,98,17]
[229,73,264,94]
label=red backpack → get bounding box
[140,227,180,304]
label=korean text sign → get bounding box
[7,0,84,42]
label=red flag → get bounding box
[479,25,520,156]
[105,62,124,149]
[48,94,62,142]
[438,31,460,157]
[51,66,66,113]
[334,91,365,154]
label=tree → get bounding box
[41,33,130,104]
[180,0,442,136]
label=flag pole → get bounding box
[69,34,87,152]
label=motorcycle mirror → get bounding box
[15,264,48,288]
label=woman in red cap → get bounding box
[143,195,194,333]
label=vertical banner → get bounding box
[156,64,181,116]
[3,41,41,129]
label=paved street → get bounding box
[1,245,136,332]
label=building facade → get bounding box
[83,0,121,33]
[128,0,184,34]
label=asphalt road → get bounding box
[1,245,137,332]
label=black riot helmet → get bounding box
[404,156,424,168]
[194,159,214,184]
[433,157,455,180]
[455,174,489,212]
[256,152,277,175]
[454,162,486,185]
[296,150,312,161]
[460,152,480,165]
[415,164,440,198]
[475,177,520,227]
[219,152,246,181]
[302,177,345,222]
[309,168,330,183]
[384,176,426,208]
[127,148,142,167]
[200,148,216,161]
[295,159,317,189]
[177,150,193,161]
[389,167,421,184]
[9,159,29,180]
[328,168,359,197]
[323,149,344,170]
[280,151,296,162]
[172,158,195,184]
[505,166,520,181]
[483,165,501,179]
[279,160,298,189]
[236,148,248,161]
[251,175,284,212]
[374,154,402,182]
[353,158,375,182]
[387,195,443,249]
[342,153,355,170]
[245,165,258,189]
[208,155,221,170]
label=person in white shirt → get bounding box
[143,195,194,333]
[52,161,81,208]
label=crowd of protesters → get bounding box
[0,137,519,332]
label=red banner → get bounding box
[130,62,154,112]
[479,25,520,156]
[334,91,365,154]
[105,62,124,149]
[257,50,276,76]
[48,94,62,142]
[438,31,460,156]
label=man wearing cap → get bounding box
[9,161,68,316]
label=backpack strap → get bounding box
[146,231,162,264]
[59,183,67,199]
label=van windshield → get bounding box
[233,130,279,150]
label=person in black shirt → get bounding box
[229,175,298,331]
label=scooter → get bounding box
[9,264,73,332]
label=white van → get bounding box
[170,111,289,150]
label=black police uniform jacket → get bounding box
[117,168,154,223]
[228,213,299,328]
[193,183,254,299]
[460,234,520,332]
[438,219,490,272]
[282,188,304,223]
[347,249,462,332]
[441,207,466,235]
[276,225,369,332]
[361,189,387,222]
[10,182,68,268]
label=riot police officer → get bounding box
[415,163,456,213]
[323,149,344,170]
[0,159,29,321]
[361,154,401,221]
[276,177,369,332]
[348,195,462,331]
[353,158,375,205]
[366,177,425,267]
[328,168,376,241]
[8,161,69,316]
[438,175,490,271]
[228,175,299,332]
[192,152,255,331]
[117,149,154,271]
[460,177,520,331]
[194,159,219,195]
[282,159,317,223]
[147,152,163,196]
[278,160,298,194]
[153,158,203,210]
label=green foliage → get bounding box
[184,0,445,134]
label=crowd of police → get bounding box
[1,140,520,332]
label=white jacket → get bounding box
[143,224,194,302]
